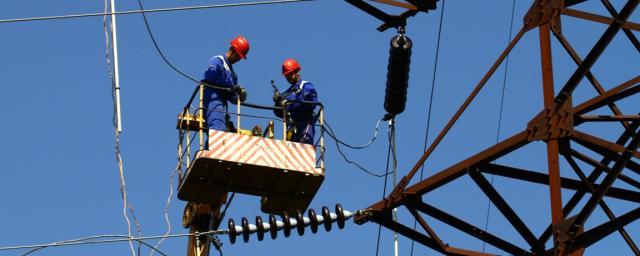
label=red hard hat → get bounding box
[282,58,301,76]
[230,36,250,59]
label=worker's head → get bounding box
[282,58,301,85]
[227,35,250,64]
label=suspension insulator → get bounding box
[336,204,346,229]
[322,206,332,232]
[228,218,237,244]
[282,212,292,237]
[384,34,413,117]
[224,204,354,244]
[295,210,305,236]
[256,216,265,241]
[269,214,278,240]
[241,217,250,243]
[308,209,318,233]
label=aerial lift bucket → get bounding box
[178,129,324,214]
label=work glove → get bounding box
[273,92,284,107]
[232,85,247,102]
[239,89,247,103]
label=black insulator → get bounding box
[384,34,413,116]
[256,216,265,241]
[282,212,292,237]
[308,209,319,234]
[241,217,250,243]
[269,214,278,240]
[322,206,332,232]
[228,218,237,244]
[336,204,346,229]
[295,210,305,236]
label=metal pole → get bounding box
[237,98,241,133]
[390,119,399,256]
[199,85,204,151]
[539,21,564,248]
[283,102,288,140]
[320,108,325,169]
[110,0,123,133]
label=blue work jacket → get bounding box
[275,80,318,144]
[202,55,238,131]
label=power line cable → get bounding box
[482,0,516,253]
[103,1,141,254]
[410,0,445,254]
[323,119,382,149]
[375,121,394,256]
[1,232,226,253]
[0,0,314,24]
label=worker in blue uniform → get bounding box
[202,35,249,132]
[273,58,318,144]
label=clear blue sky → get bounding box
[1,1,639,255]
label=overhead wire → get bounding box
[481,0,517,253]
[0,232,226,254]
[0,0,315,24]
[103,1,141,255]
[324,119,392,178]
[20,236,168,256]
[409,0,445,254]
[375,121,394,256]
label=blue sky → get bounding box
[1,0,639,255]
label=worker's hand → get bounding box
[231,85,247,102]
[273,92,283,107]
[231,85,243,94]
[239,88,247,103]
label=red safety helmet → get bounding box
[230,36,250,59]
[282,58,301,76]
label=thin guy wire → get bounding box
[0,0,315,24]
[375,123,394,256]
[410,0,445,254]
[482,0,516,252]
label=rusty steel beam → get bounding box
[561,8,640,32]
[553,31,632,130]
[539,22,566,240]
[562,152,640,255]
[406,131,530,196]
[570,149,640,190]
[538,118,640,245]
[468,169,547,255]
[565,0,589,6]
[600,0,640,53]
[575,84,640,116]
[411,202,531,256]
[574,76,640,115]
[479,163,640,203]
[567,207,640,254]
[578,115,640,123]
[407,207,447,251]
[478,163,640,203]
[388,27,527,196]
[571,130,640,160]
[571,125,640,231]
[372,213,448,254]
[554,0,639,105]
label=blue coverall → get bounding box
[275,80,318,144]
[202,55,239,131]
